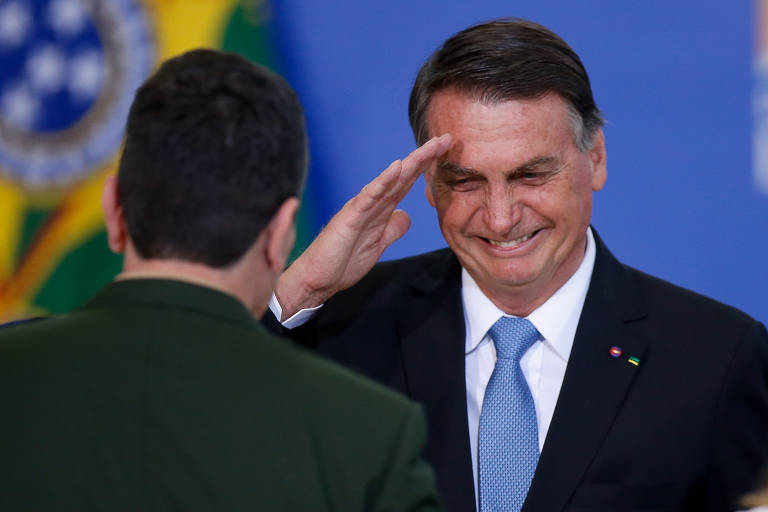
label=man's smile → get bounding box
[481,229,543,249]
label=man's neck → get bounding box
[119,252,271,316]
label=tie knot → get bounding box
[488,317,539,360]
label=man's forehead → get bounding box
[425,90,573,136]
[426,91,575,170]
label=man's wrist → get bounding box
[275,267,332,321]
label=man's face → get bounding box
[424,90,606,314]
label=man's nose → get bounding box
[484,185,521,235]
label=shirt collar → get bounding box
[116,269,233,297]
[462,227,597,361]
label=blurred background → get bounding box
[1,0,766,324]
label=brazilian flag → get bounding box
[0,0,317,321]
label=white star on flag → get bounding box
[48,0,88,36]
[0,1,32,48]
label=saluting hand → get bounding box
[274,134,452,320]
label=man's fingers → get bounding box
[362,134,452,204]
[346,135,453,220]
[435,133,452,153]
[401,134,452,175]
[369,159,403,197]
[395,134,453,193]
[399,137,440,178]
[381,209,411,248]
[351,159,403,213]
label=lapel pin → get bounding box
[628,356,640,367]
[609,346,622,358]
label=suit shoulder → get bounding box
[626,264,763,331]
[346,247,458,294]
[370,247,456,276]
[316,247,460,330]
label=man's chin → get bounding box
[476,265,544,293]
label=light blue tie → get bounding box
[479,317,540,512]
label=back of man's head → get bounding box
[117,49,307,268]
[409,18,603,151]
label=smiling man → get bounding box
[424,91,605,316]
[267,18,768,512]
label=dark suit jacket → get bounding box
[0,279,442,511]
[271,233,768,512]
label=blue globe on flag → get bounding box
[0,0,154,189]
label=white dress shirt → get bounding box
[463,228,596,508]
[268,294,322,328]
[270,229,597,510]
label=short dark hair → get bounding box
[409,18,603,151]
[117,49,307,268]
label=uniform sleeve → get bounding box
[369,404,444,512]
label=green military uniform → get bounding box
[0,279,441,511]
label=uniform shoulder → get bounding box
[0,316,49,330]
[293,337,417,413]
[254,325,416,410]
[0,316,53,343]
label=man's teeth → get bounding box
[488,233,533,247]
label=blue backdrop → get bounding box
[270,1,767,324]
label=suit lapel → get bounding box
[395,250,477,512]
[524,233,649,512]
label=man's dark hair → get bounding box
[117,49,307,268]
[409,18,603,151]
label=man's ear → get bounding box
[589,129,607,191]
[265,197,299,272]
[101,173,128,254]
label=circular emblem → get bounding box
[0,0,154,189]
[609,346,623,358]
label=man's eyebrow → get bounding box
[436,161,483,177]
[437,156,561,177]
[514,156,558,172]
